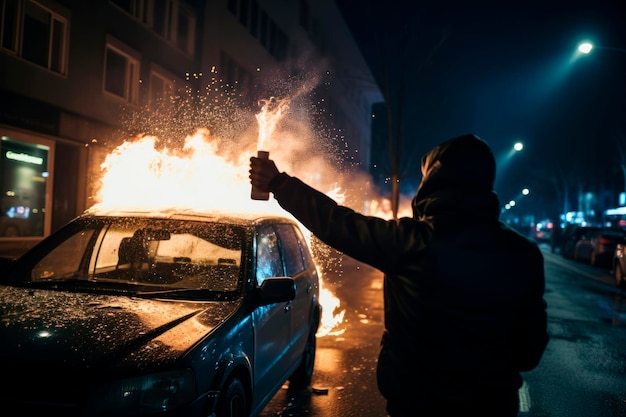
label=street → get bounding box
[260,244,626,417]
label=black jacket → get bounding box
[269,134,549,406]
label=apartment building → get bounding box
[0,0,382,256]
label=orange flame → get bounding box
[256,97,289,150]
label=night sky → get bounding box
[336,1,625,220]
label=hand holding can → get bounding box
[250,150,270,200]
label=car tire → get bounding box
[216,377,247,417]
[616,264,626,289]
[288,321,318,389]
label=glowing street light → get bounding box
[502,140,524,161]
[501,188,530,213]
[578,42,593,54]
[577,41,626,56]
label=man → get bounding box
[249,134,549,416]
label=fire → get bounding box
[368,197,412,219]
[89,98,346,336]
[255,97,289,151]
[317,278,346,337]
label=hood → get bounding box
[0,285,240,370]
[412,134,500,222]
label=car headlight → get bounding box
[83,369,196,416]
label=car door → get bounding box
[275,223,316,362]
[251,224,292,398]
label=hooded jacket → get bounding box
[268,134,548,407]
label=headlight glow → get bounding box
[82,369,196,416]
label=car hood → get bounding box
[0,285,241,369]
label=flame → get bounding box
[256,97,289,150]
[89,100,347,336]
[368,197,413,219]
[317,278,346,337]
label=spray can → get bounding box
[251,150,270,200]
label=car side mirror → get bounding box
[255,277,296,306]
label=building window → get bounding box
[227,0,288,62]
[151,0,169,37]
[109,0,146,21]
[220,50,251,90]
[0,0,68,75]
[104,38,140,104]
[172,1,195,55]
[110,0,195,56]
[149,67,175,108]
[148,0,196,56]
[0,135,51,238]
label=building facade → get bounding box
[0,0,382,257]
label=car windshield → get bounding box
[21,217,244,294]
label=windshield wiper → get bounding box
[22,278,142,294]
[137,288,235,300]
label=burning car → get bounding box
[0,209,322,417]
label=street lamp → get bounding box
[502,140,524,160]
[578,42,593,54]
[577,41,626,55]
[501,188,531,212]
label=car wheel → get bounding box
[289,322,318,389]
[616,264,626,289]
[216,377,247,417]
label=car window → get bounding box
[275,223,306,276]
[32,228,97,280]
[96,221,243,290]
[256,225,284,284]
[29,218,244,292]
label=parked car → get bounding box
[532,218,554,242]
[612,238,626,289]
[0,210,322,417]
[560,224,601,259]
[574,227,626,267]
